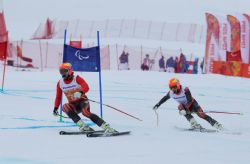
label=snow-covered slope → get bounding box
[0,67,250,164]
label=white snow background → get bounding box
[1,0,250,164]
[0,69,250,164]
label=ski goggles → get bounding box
[59,68,69,77]
[169,85,178,90]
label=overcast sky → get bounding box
[1,0,250,40]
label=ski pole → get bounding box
[88,99,143,121]
[154,110,159,127]
[205,111,243,115]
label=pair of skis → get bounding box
[59,130,130,137]
[175,126,242,135]
[175,126,218,133]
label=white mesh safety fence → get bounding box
[9,40,63,69]
[8,41,185,71]
[8,40,110,70]
[32,19,206,44]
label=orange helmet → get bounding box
[59,63,73,78]
[169,78,181,90]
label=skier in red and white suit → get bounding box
[153,78,223,130]
[53,63,116,133]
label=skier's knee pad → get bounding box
[62,103,75,113]
[62,104,81,123]
[82,106,91,117]
[197,108,206,118]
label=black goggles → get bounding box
[59,68,69,76]
[170,85,178,89]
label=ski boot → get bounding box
[101,122,118,134]
[77,120,94,132]
[213,122,223,131]
[189,118,203,129]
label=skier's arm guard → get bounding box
[184,87,194,110]
[157,92,170,106]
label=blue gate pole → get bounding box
[97,31,103,118]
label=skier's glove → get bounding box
[179,110,187,116]
[73,91,82,99]
[178,104,186,115]
[53,107,59,116]
[153,103,160,110]
[178,104,184,111]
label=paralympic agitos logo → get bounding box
[74,50,89,60]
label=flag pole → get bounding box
[1,54,7,91]
[1,41,8,91]
[59,29,67,122]
[97,31,103,118]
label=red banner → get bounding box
[205,13,220,73]
[212,61,250,78]
[0,41,7,60]
[0,12,8,43]
[212,61,242,77]
[69,41,82,48]
[243,14,250,63]
[241,63,250,78]
[227,15,241,55]
[226,50,242,62]
[46,18,54,39]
